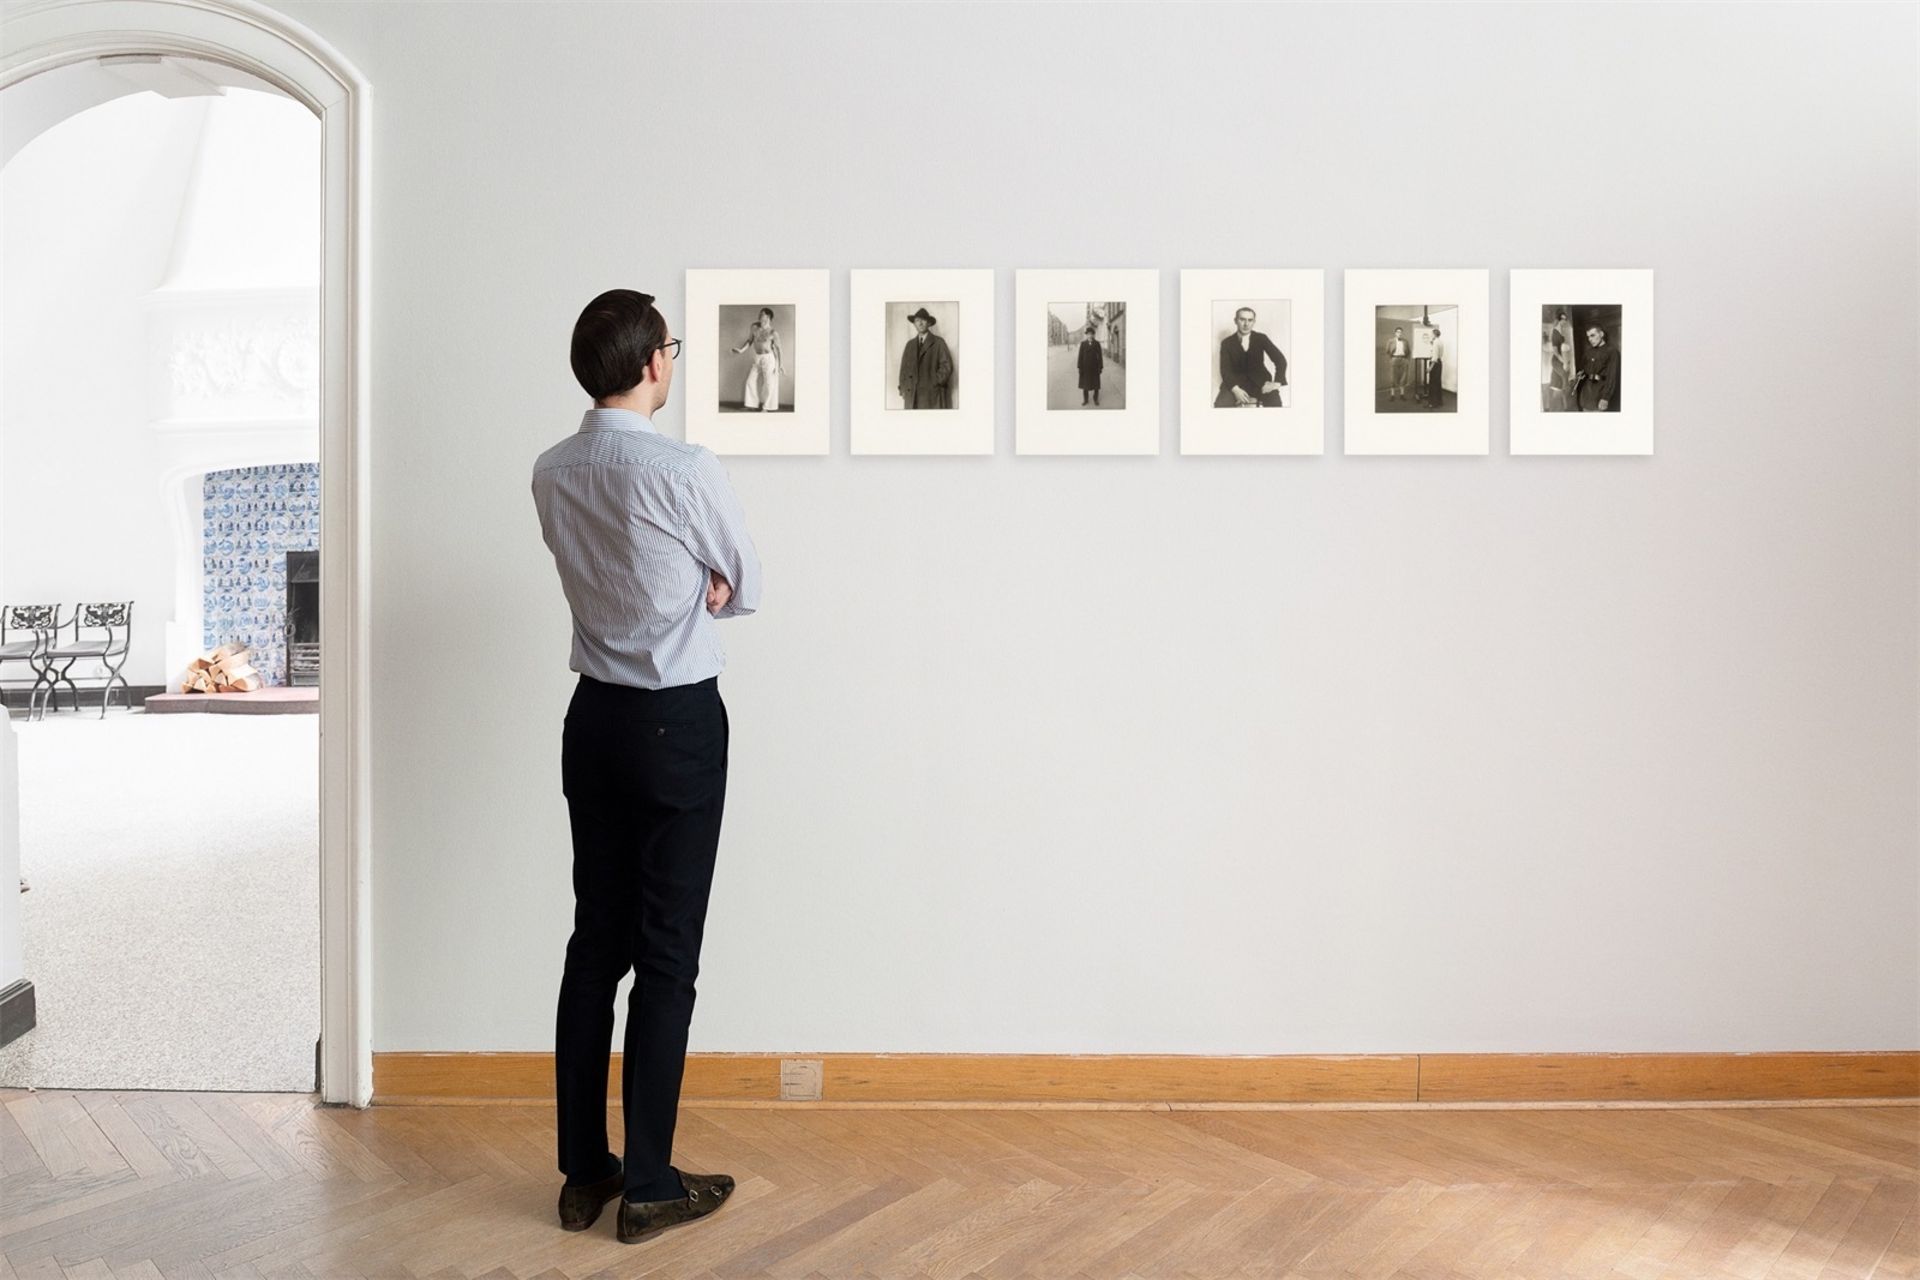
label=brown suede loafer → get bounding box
[616,1169,736,1244]
[557,1161,624,1232]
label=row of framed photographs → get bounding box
[683,267,1654,457]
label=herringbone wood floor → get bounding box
[0,1090,1913,1278]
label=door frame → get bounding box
[0,0,374,1105]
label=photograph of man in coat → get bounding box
[1078,325,1104,406]
[1572,324,1620,411]
[896,306,954,409]
[1214,306,1289,407]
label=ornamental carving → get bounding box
[166,317,318,409]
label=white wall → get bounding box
[1,93,206,684]
[266,0,1919,1056]
[0,86,318,685]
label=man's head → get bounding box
[1234,307,1256,335]
[758,307,775,325]
[1394,327,1404,338]
[571,288,675,412]
[908,306,935,335]
[1586,325,1605,347]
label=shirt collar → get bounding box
[580,406,656,434]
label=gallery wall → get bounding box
[264,0,1919,1056]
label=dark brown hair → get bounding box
[570,289,667,399]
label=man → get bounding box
[1214,306,1288,408]
[531,288,761,1244]
[1572,323,1620,411]
[1386,326,1411,401]
[1078,324,1104,406]
[1426,325,1445,410]
[897,305,954,409]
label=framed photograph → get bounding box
[1015,268,1160,455]
[1179,269,1325,455]
[849,268,996,455]
[1342,268,1490,455]
[1509,268,1654,455]
[684,268,829,455]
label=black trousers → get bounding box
[555,673,728,1202]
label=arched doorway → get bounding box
[0,0,372,1106]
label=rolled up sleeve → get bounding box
[677,447,762,619]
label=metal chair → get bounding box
[39,601,134,719]
[0,604,60,715]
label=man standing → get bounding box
[1214,306,1288,407]
[1078,324,1104,406]
[532,288,761,1244]
[1573,323,1620,411]
[1426,325,1445,410]
[896,306,954,409]
[1386,326,1411,402]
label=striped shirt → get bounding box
[532,407,761,689]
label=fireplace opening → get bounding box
[285,550,319,687]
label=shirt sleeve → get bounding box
[677,447,762,619]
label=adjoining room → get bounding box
[0,66,321,1093]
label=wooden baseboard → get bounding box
[372,1050,1919,1106]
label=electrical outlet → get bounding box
[779,1058,823,1101]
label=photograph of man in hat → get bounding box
[896,305,955,409]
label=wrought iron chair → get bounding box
[39,601,134,720]
[0,604,60,715]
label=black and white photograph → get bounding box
[887,300,957,411]
[1374,304,1458,414]
[717,302,795,414]
[1509,269,1653,455]
[1016,269,1158,454]
[1541,304,1621,413]
[1046,302,1126,411]
[1211,299,1290,409]
[1179,269,1324,455]
[685,268,829,454]
[850,269,994,455]
[1344,269,1488,454]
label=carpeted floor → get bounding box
[0,710,318,1091]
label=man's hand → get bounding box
[1261,381,1284,395]
[707,570,733,615]
[1231,386,1256,406]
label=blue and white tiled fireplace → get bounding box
[201,462,321,686]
